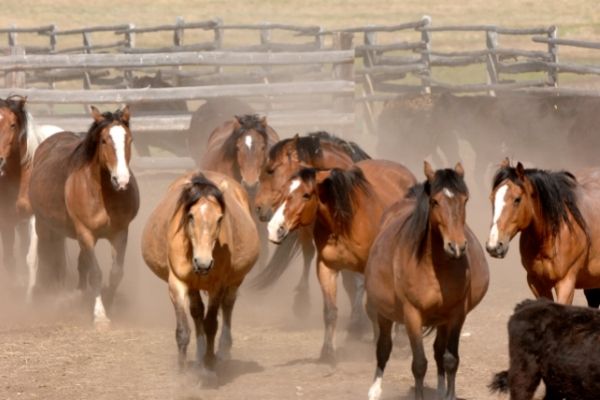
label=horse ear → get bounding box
[90,105,103,123]
[455,162,465,177]
[424,160,435,182]
[516,162,526,179]
[15,96,27,110]
[500,157,510,168]
[259,116,267,127]
[120,105,130,124]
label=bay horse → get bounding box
[486,158,600,306]
[141,171,258,383]
[0,95,62,284]
[28,105,139,328]
[200,114,279,189]
[365,162,489,400]
[253,131,372,327]
[266,159,416,363]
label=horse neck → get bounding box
[315,186,374,240]
[311,143,354,169]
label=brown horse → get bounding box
[266,159,416,363]
[0,95,62,282]
[28,105,139,327]
[365,162,489,400]
[200,114,279,189]
[253,131,372,327]
[141,171,259,383]
[486,159,600,306]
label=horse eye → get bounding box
[431,199,439,207]
[10,123,16,129]
[188,214,194,223]
[514,197,522,205]
[302,193,310,200]
[217,215,224,223]
[266,169,274,175]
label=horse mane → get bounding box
[402,168,469,261]
[268,131,371,164]
[69,109,129,169]
[295,166,371,234]
[222,114,268,160]
[492,166,587,240]
[176,173,226,232]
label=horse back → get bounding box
[355,159,417,207]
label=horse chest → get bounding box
[319,240,363,272]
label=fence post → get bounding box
[8,24,17,50]
[485,30,499,96]
[49,24,57,54]
[420,15,432,94]
[260,23,273,112]
[547,25,558,87]
[124,23,135,84]
[82,32,93,90]
[174,16,185,47]
[362,28,377,135]
[213,18,223,78]
[7,45,26,88]
[333,32,355,135]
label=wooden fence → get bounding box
[2,17,600,169]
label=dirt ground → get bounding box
[0,151,590,400]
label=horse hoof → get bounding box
[200,369,218,388]
[318,347,337,366]
[94,316,111,331]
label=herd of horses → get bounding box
[1,92,600,399]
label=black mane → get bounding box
[222,114,268,160]
[69,109,129,169]
[0,95,28,140]
[492,166,586,239]
[402,168,468,260]
[295,166,370,234]
[268,131,371,164]
[176,173,226,232]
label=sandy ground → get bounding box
[0,153,590,400]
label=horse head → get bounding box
[176,174,227,275]
[424,160,469,259]
[228,114,270,190]
[89,105,133,191]
[486,159,534,258]
[0,95,27,176]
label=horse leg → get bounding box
[342,271,369,339]
[217,286,237,360]
[365,295,379,342]
[443,317,466,400]
[104,230,128,310]
[34,220,65,294]
[25,216,39,303]
[77,231,108,328]
[203,291,223,373]
[168,274,191,371]
[317,258,338,365]
[293,228,314,318]
[367,314,393,400]
[433,325,449,398]
[404,306,427,400]
[554,274,576,305]
[584,288,600,308]
[189,290,206,365]
[527,275,553,301]
[0,218,16,276]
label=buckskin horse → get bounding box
[253,131,372,329]
[28,105,139,328]
[266,159,416,364]
[486,158,600,306]
[141,171,259,384]
[0,95,62,287]
[365,162,489,400]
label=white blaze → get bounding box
[244,135,253,149]
[267,179,301,241]
[443,188,454,198]
[109,125,130,187]
[488,184,508,247]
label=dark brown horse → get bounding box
[486,159,600,306]
[142,171,259,384]
[266,159,416,363]
[200,114,279,189]
[365,162,489,400]
[28,105,139,328]
[253,132,372,327]
[0,95,62,285]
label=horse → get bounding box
[187,97,255,165]
[0,95,62,287]
[28,105,139,328]
[266,159,416,364]
[486,158,600,306]
[365,162,489,400]
[141,171,259,383]
[253,131,372,327]
[200,114,279,190]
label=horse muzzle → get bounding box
[192,257,214,275]
[111,174,130,191]
[486,241,509,259]
[256,205,273,222]
[445,240,467,259]
[268,224,288,244]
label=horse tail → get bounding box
[250,230,302,290]
[488,371,509,393]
